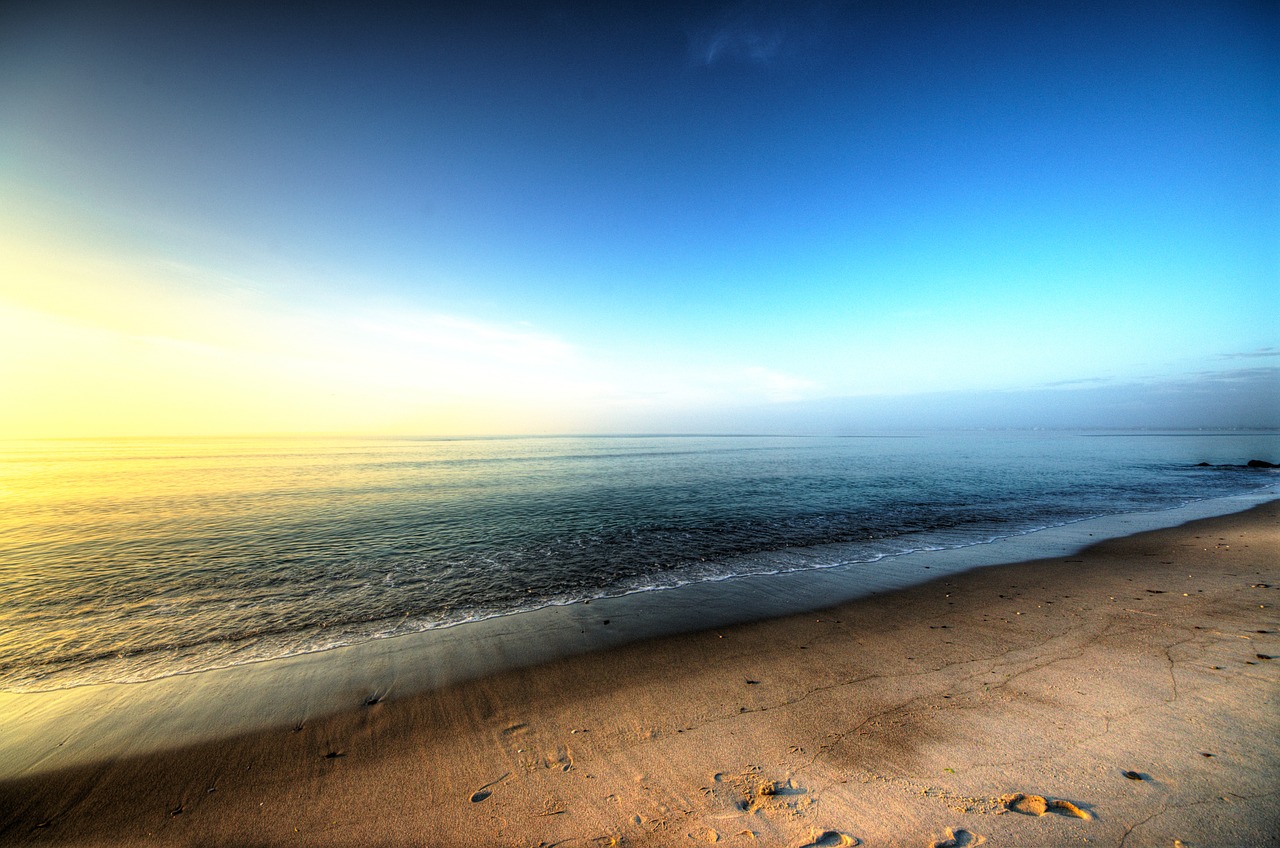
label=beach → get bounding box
[4,0,1275,842]
[1,500,1277,846]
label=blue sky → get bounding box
[1,0,1276,435]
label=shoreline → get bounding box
[0,488,1275,771]
[17,487,1278,698]
[9,488,1280,699]
[2,496,1278,845]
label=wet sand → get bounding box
[1,501,1277,847]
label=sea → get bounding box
[1,431,1276,694]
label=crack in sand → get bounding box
[780,616,1228,795]
[1163,647,1180,704]
[691,627,1123,803]
[966,631,1224,771]
[783,597,1253,787]
[684,615,1140,761]
[1116,801,1168,848]
[1113,789,1280,848]
[710,615,1110,738]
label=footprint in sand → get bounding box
[930,828,985,848]
[542,746,574,772]
[738,778,809,813]
[1001,793,1090,819]
[1047,800,1091,819]
[469,772,511,803]
[794,830,859,847]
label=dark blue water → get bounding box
[0,431,1275,692]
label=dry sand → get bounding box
[1,502,1277,847]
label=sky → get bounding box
[1,0,1276,437]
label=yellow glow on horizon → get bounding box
[1,231,831,440]
[0,237,605,438]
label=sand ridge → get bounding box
[0,502,1277,846]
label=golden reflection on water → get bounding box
[0,436,473,531]
[1,439,335,560]
[0,436,477,690]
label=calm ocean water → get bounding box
[0,431,1275,692]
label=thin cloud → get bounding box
[1178,366,1280,386]
[689,0,839,67]
[1219,347,1280,360]
[664,366,1280,433]
[1037,376,1114,389]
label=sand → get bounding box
[1,501,1277,847]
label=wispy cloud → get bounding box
[1219,347,1280,360]
[700,25,784,66]
[689,0,837,67]
[1179,365,1280,386]
[1036,376,1114,389]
